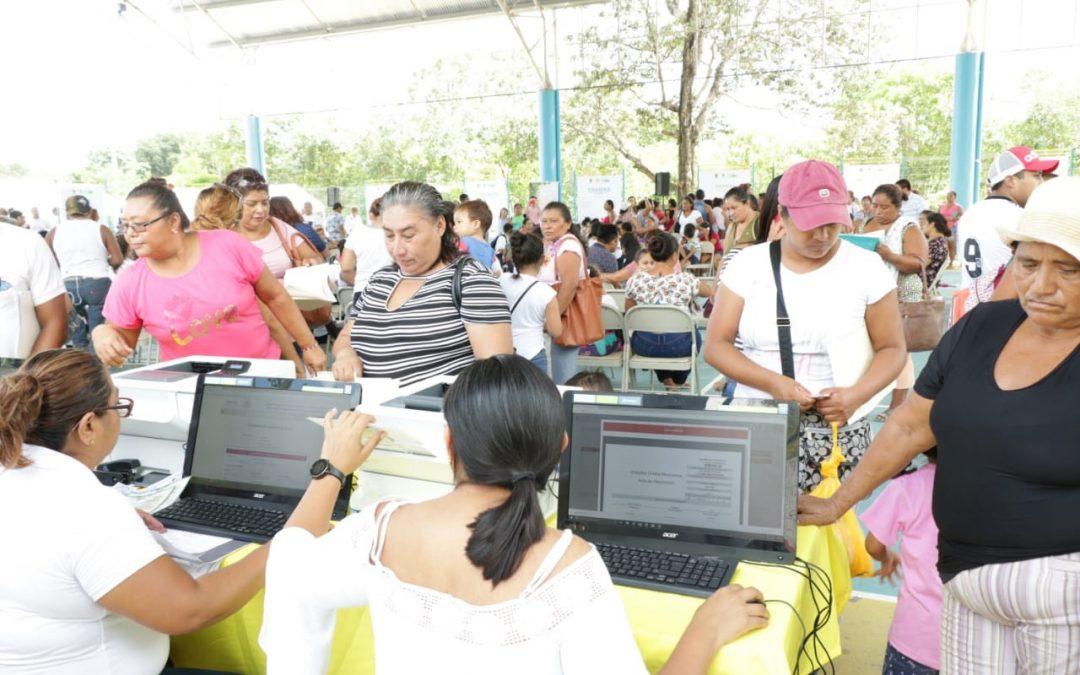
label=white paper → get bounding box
[283,263,337,303]
[154,529,235,559]
[358,406,448,460]
[114,474,190,514]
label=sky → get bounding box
[2,0,1079,177]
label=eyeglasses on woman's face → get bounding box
[99,397,134,418]
[120,213,170,234]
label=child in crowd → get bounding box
[859,449,942,674]
[681,223,702,265]
[493,222,513,270]
[565,370,615,391]
[453,200,496,269]
[498,231,562,375]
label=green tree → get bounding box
[567,0,866,195]
[134,133,184,177]
[0,163,28,177]
[824,70,954,161]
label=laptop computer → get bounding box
[557,391,799,598]
[155,375,362,543]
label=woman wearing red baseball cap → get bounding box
[704,160,906,491]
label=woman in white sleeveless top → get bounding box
[46,196,121,350]
[261,355,769,674]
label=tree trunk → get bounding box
[676,0,699,197]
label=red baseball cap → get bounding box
[987,146,1060,185]
[778,160,851,231]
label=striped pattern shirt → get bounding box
[347,258,510,384]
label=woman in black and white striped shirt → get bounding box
[330,182,512,384]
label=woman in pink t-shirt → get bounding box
[92,179,325,373]
[860,450,942,673]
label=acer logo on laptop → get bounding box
[253,493,266,499]
[662,531,678,539]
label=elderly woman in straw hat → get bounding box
[799,176,1080,673]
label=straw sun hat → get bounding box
[998,176,1080,264]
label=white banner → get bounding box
[698,169,752,200]
[575,175,622,221]
[464,179,509,216]
[843,163,901,201]
[534,182,560,210]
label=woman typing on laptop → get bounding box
[260,355,768,674]
[0,349,373,675]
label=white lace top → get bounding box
[259,501,647,675]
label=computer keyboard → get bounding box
[156,497,288,541]
[594,542,733,598]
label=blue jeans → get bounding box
[529,349,549,376]
[630,330,701,385]
[883,643,937,675]
[549,343,579,385]
[65,277,111,351]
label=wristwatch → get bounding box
[309,459,348,487]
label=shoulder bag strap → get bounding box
[769,240,795,380]
[269,218,303,267]
[450,256,471,312]
[509,280,541,315]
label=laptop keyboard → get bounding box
[594,542,732,597]
[156,497,288,539]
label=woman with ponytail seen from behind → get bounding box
[260,355,768,674]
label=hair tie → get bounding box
[510,472,536,487]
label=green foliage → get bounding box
[0,163,28,177]
[825,70,955,161]
[134,133,184,178]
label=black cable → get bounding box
[740,557,837,675]
[761,599,808,675]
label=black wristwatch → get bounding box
[309,459,348,487]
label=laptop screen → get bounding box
[559,392,798,557]
[185,376,361,497]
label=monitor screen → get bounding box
[186,377,361,496]
[561,393,797,554]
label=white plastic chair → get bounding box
[606,289,627,313]
[334,285,355,321]
[576,305,626,379]
[686,240,716,276]
[621,305,699,394]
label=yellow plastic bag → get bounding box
[810,423,874,577]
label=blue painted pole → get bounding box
[245,115,266,177]
[949,51,981,209]
[538,89,562,200]
[971,51,987,198]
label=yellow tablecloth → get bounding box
[170,524,851,675]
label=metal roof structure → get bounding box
[168,0,606,50]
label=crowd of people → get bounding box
[0,143,1077,675]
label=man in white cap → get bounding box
[956,146,1058,313]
